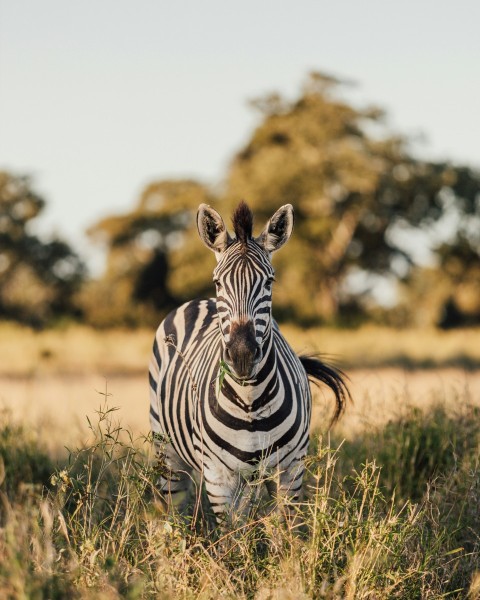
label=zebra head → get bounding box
[197,201,294,380]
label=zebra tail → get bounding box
[299,355,351,426]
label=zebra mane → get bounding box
[232,201,253,244]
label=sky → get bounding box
[1,0,479,271]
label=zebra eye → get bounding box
[265,278,274,291]
[214,280,223,292]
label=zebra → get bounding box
[149,201,349,522]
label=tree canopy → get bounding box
[0,172,85,326]
[81,180,215,326]
[223,74,480,323]
[85,73,480,328]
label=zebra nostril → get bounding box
[224,347,232,362]
[254,346,261,362]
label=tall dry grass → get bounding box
[1,368,479,454]
[0,394,479,598]
[1,323,480,377]
[281,323,480,370]
[1,323,480,597]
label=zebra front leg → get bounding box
[203,467,247,526]
[266,459,305,523]
[153,439,193,516]
[157,468,194,515]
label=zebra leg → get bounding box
[154,440,193,515]
[266,459,305,521]
[203,467,246,525]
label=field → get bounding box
[1,324,479,598]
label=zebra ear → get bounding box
[257,204,294,253]
[197,204,232,256]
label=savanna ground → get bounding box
[0,323,479,598]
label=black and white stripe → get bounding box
[149,201,349,520]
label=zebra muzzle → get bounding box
[224,321,262,379]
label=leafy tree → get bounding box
[0,172,85,326]
[223,72,480,323]
[400,178,480,327]
[86,73,480,327]
[83,179,216,327]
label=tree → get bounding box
[222,72,480,323]
[83,179,216,326]
[87,73,480,327]
[0,172,85,326]
[399,172,480,327]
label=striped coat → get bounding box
[149,202,348,520]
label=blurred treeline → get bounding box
[1,73,480,329]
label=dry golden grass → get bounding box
[281,323,480,369]
[1,388,479,598]
[0,322,152,377]
[1,322,480,377]
[1,323,480,597]
[1,369,479,455]
[1,322,479,452]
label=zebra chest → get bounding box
[215,429,280,472]
[197,402,295,472]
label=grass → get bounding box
[1,392,479,598]
[1,323,479,596]
[281,323,480,371]
[1,322,480,377]
[0,322,152,377]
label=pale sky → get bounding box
[1,0,479,270]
